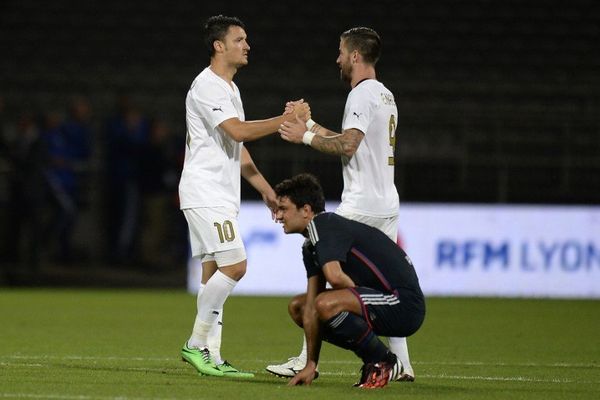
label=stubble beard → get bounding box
[340,63,352,83]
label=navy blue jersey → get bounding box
[302,212,422,295]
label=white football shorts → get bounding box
[334,209,399,242]
[183,207,246,265]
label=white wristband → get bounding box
[302,131,316,145]
[306,118,316,130]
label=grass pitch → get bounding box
[0,289,598,399]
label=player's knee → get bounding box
[231,263,247,280]
[315,293,340,321]
[288,294,305,326]
[220,262,246,281]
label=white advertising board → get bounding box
[188,202,600,298]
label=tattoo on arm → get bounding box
[311,135,346,155]
[310,124,327,136]
[309,128,363,157]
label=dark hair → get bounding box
[340,27,381,65]
[274,173,325,213]
[204,15,245,57]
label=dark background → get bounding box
[1,0,599,285]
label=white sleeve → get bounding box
[190,81,239,129]
[341,88,373,134]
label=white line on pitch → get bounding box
[0,394,183,400]
[5,355,597,369]
[2,365,598,386]
[317,371,572,383]
[0,362,44,368]
[305,371,599,385]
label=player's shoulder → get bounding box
[366,81,396,109]
[190,68,227,95]
[353,78,385,92]
[311,212,345,231]
[349,79,389,102]
[307,212,339,244]
[313,212,343,225]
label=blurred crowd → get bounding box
[0,95,188,274]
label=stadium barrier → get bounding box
[188,202,600,298]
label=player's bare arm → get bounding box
[289,274,326,386]
[278,117,364,157]
[240,145,277,217]
[219,102,310,142]
[306,128,364,157]
[322,261,356,289]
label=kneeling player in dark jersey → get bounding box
[274,173,425,388]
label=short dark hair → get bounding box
[274,173,325,214]
[340,27,381,65]
[204,15,245,57]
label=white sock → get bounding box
[197,281,224,364]
[188,271,236,349]
[188,283,207,349]
[389,336,413,374]
[208,308,223,365]
[189,317,212,349]
[297,335,307,362]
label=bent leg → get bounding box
[315,289,390,364]
[288,293,306,327]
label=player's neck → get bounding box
[350,65,376,89]
[209,60,238,87]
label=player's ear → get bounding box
[213,40,224,54]
[302,204,313,216]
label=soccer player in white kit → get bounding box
[271,27,415,382]
[179,15,310,378]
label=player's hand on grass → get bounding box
[288,364,318,386]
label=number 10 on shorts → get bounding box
[214,220,236,243]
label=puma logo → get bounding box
[353,112,362,119]
[212,106,223,112]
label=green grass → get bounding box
[0,289,598,399]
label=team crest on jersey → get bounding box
[380,93,396,106]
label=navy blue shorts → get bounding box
[349,286,425,337]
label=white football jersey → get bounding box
[337,79,400,217]
[179,67,245,211]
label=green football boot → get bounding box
[217,360,255,379]
[181,343,224,377]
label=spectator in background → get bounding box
[41,110,78,264]
[62,96,92,167]
[2,112,47,272]
[139,118,180,269]
[58,96,93,262]
[104,95,149,265]
[40,97,94,265]
[0,96,5,139]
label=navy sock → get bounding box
[324,312,389,363]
